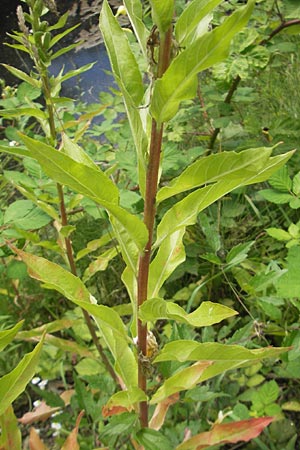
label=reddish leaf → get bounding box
[0,405,21,450]
[176,417,274,450]
[19,390,74,425]
[29,427,49,450]
[61,410,84,450]
[102,404,129,418]
[149,393,180,430]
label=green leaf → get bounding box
[0,143,31,158]
[61,133,98,169]
[0,406,22,450]
[0,337,44,415]
[148,229,186,298]
[292,171,300,195]
[59,63,95,83]
[150,361,212,404]
[266,228,291,241]
[156,150,293,246]
[100,0,148,195]
[16,250,137,389]
[1,64,41,88]
[260,189,292,204]
[49,24,80,49]
[123,0,148,57]
[17,82,41,101]
[19,134,148,251]
[276,246,300,297]
[0,321,24,352]
[139,299,237,327]
[151,1,254,123]
[268,166,292,192]
[157,147,272,203]
[135,428,173,450]
[175,0,223,46]
[0,107,46,120]
[149,0,174,34]
[175,417,274,450]
[155,341,287,364]
[4,200,52,230]
[226,241,254,266]
[83,247,118,282]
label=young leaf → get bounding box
[0,406,21,450]
[123,0,148,57]
[148,228,186,298]
[1,64,41,88]
[175,0,223,46]
[151,1,255,123]
[176,417,274,450]
[150,361,212,404]
[0,321,24,352]
[149,0,174,34]
[139,299,237,327]
[0,337,44,415]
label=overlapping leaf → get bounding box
[0,321,24,352]
[149,0,174,33]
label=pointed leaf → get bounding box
[61,411,84,450]
[0,107,46,119]
[61,133,98,169]
[139,299,237,327]
[123,0,148,57]
[149,0,174,33]
[150,361,212,404]
[135,428,173,450]
[175,0,223,45]
[0,143,31,158]
[151,1,254,123]
[1,64,41,88]
[0,337,44,415]
[0,321,24,352]
[154,341,288,364]
[176,417,274,450]
[148,229,185,298]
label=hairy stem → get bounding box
[137,25,173,428]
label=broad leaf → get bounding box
[176,417,274,450]
[135,428,173,450]
[0,337,44,415]
[151,1,254,123]
[175,0,223,46]
[276,246,300,297]
[0,321,24,352]
[150,361,212,404]
[149,0,174,34]
[139,299,237,327]
[61,133,98,169]
[0,406,22,450]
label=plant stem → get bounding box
[137,25,173,428]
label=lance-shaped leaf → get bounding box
[0,337,44,415]
[1,64,41,88]
[61,411,84,450]
[29,427,50,450]
[157,147,273,204]
[0,321,24,352]
[151,1,254,123]
[123,0,148,57]
[0,107,46,120]
[155,341,288,364]
[139,299,237,327]
[19,134,148,251]
[102,388,147,417]
[148,229,186,299]
[16,250,137,389]
[149,0,174,33]
[175,0,223,46]
[0,143,31,158]
[150,361,212,404]
[176,417,274,450]
[0,406,22,450]
[61,133,98,169]
[155,150,293,247]
[100,0,148,196]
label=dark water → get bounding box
[0,1,114,102]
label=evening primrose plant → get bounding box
[0,0,294,448]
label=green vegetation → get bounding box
[0,0,300,449]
